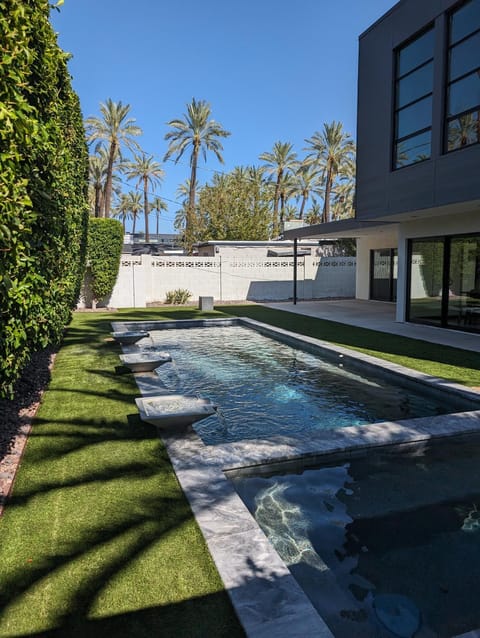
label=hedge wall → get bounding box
[0,0,89,397]
[87,218,124,307]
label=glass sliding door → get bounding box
[448,235,480,330]
[408,239,444,325]
[370,249,398,301]
[407,233,480,333]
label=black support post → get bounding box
[293,237,298,305]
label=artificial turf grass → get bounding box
[215,304,480,387]
[2,303,477,636]
[0,310,244,638]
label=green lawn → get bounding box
[1,303,478,638]
[0,308,244,638]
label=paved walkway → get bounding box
[263,299,480,353]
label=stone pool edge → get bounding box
[111,317,480,638]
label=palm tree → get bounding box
[331,156,356,220]
[150,196,168,236]
[119,191,142,235]
[259,141,297,236]
[124,153,164,242]
[164,98,230,250]
[85,99,142,218]
[114,194,133,231]
[88,149,108,217]
[304,121,355,224]
[288,162,323,220]
[305,199,322,225]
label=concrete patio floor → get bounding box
[263,299,480,353]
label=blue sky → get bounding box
[50,0,395,234]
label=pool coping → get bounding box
[111,317,480,638]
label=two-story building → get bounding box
[286,0,480,333]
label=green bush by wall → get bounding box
[86,218,124,307]
[0,0,89,397]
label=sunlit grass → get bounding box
[0,309,243,637]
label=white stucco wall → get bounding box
[81,254,356,308]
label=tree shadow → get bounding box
[0,411,244,637]
[14,590,245,637]
[0,310,244,636]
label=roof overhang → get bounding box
[282,219,399,240]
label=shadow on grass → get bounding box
[0,412,244,636]
[0,309,244,637]
[13,590,244,638]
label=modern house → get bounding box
[285,0,480,333]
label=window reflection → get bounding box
[450,0,480,44]
[408,235,480,333]
[395,130,431,169]
[449,236,480,329]
[447,111,480,150]
[409,240,444,326]
[398,29,434,75]
[449,31,480,80]
[397,63,434,108]
[394,28,434,169]
[448,73,480,117]
[446,0,480,152]
[397,96,433,138]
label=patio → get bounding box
[264,299,480,353]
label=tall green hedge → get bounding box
[86,218,124,307]
[0,0,89,397]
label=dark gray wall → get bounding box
[356,0,480,219]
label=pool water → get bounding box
[148,325,456,445]
[232,436,480,637]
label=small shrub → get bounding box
[165,289,192,305]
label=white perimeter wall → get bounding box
[82,255,356,308]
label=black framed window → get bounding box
[407,233,480,333]
[394,28,434,169]
[446,0,480,151]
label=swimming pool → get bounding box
[112,317,480,637]
[144,323,470,445]
[232,434,480,637]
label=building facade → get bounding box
[287,0,480,333]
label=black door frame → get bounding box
[370,248,397,302]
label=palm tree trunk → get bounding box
[143,175,149,243]
[94,185,102,217]
[104,140,117,218]
[156,212,159,235]
[299,190,308,220]
[280,191,286,224]
[272,173,282,238]
[323,167,333,224]
[187,145,199,252]
[132,215,137,235]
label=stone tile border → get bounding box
[112,317,480,637]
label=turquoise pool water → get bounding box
[148,325,458,445]
[232,435,480,637]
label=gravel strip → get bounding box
[0,347,56,515]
